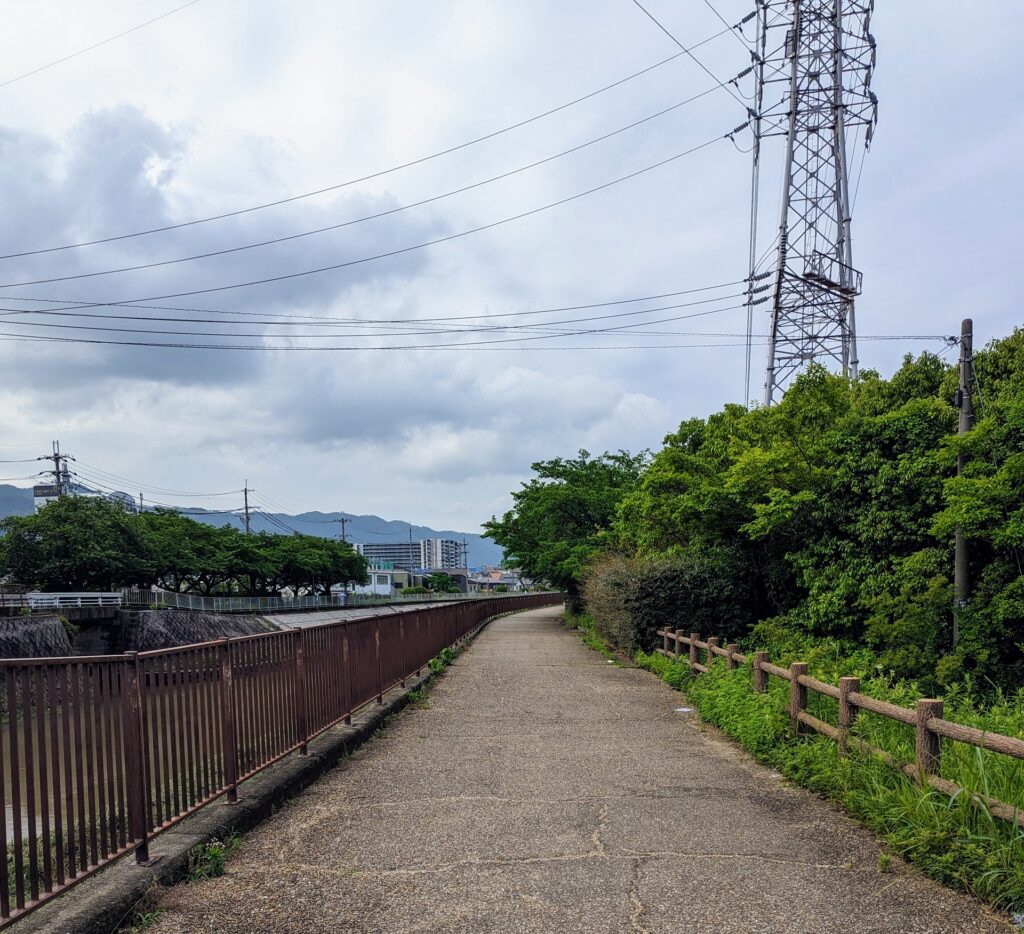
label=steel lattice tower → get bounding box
[746,0,878,404]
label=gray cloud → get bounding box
[0,0,1020,531]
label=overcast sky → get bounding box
[0,0,1021,533]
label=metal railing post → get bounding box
[375,619,384,704]
[342,628,353,725]
[124,653,150,864]
[294,632,309,756]
[218,640,239,803]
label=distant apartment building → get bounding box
[354,538,462,571]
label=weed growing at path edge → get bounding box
[633,651,1024,914]
[187,832,240,882]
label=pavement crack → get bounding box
[617,847,870,872]
[629,857,649,934]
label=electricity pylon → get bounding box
[746,0,878,404]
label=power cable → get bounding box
[0,27,731,260]
[0,293,749,338]
[0,0,202,90]
[1,132,728,310]
[0,279,745,326]
[0,87,724,290]
[701,0,754,52]
[630,0,747,109]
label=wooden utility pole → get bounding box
[953,318,974,646]
[243,481,252,534]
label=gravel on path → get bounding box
[146,605,1010,933]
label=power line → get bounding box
[0,0,202,90]
[700,0,754,52]
[630,0,748,109]
[0,293,749,339]
[0,132,728,311]
[0,87,724,290]
[0,27,731,260]
[0,279,745,327]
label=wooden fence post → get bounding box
[218,640,239,804]
[662,629,669,656]
[706,637,720,668]
[838,676,859,755]
[689,633,700,670]
[674,629,685,661]
[789,662,808,735]
[294,632,309,756]
[726,644,738,670]
[124,653,150,863]
[915,699,943,779]
[753,652,768,693]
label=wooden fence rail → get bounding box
[655,629,1024,827]
[0,593,562,928]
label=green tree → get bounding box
[426,573,461,593]
[483,450,648,606]
[0,496,151,591]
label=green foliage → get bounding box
[402,585,430,595]
[635,653,1024,912]
[483,449,648,606]
[57,614,79,640]
[426,573,461,593]
[598,336,1023,691]
[187,832,240,882]
[0,498,368,597]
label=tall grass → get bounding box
[636,651,1024,913]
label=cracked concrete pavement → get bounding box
[147,605,1010,933]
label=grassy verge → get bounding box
[564,611,623,666]
[634,650,1024,915]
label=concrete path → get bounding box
[148,606,1008,933]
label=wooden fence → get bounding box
[0,593,562,928]
[656,629,1024,826]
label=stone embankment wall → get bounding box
[0,614,73,658]
[124,609,279,651]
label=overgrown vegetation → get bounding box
[0,497,368,595]
[635,651,1024,912]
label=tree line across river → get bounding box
[0,497,369,596]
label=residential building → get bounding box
[355,538,462,571]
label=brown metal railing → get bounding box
[0,593,561,927]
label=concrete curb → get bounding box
[18,620,494,934]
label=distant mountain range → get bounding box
[0,485,504,568]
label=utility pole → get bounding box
[751,0,878,403]
[43,440,74,495]
[462,537,469,571]
[243,481,251,534]
[335,516,350,542]
[953,318,974,646]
